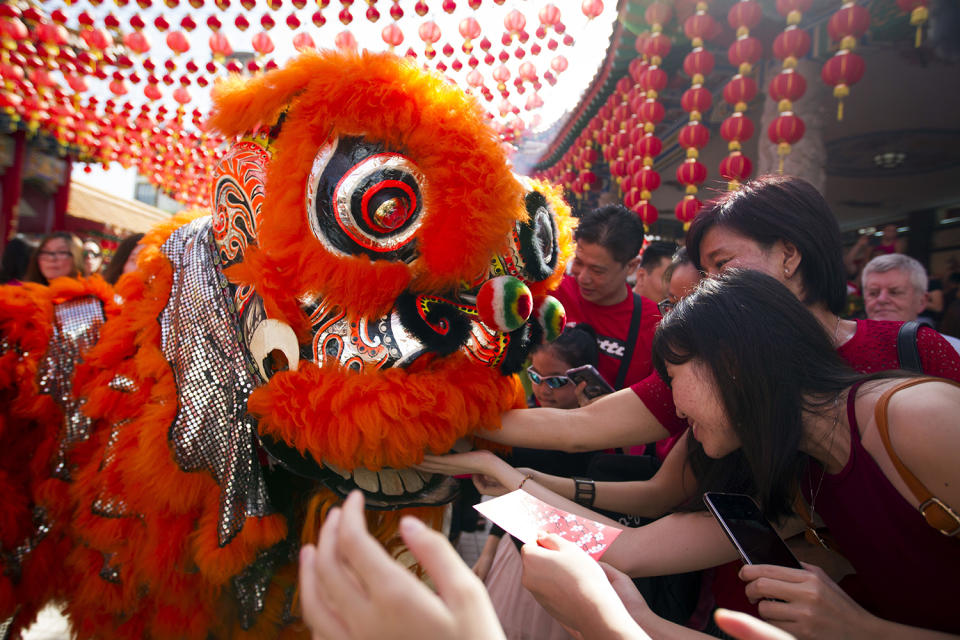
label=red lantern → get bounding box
[550,55,568,73]
[674,196,702,227]
[678,122,709,150]
[629,58,648,83]
[123,31,150,55]
[768,113,805,171]
[727,37,762,72]
[173,87,190,104]
[722,74,757,107]
[209,32,233,60]
[676,159,706,188]
[504,9,526,35]
[681,87,712,114]
[634,166,660,194]
[636,134,662,159]
[459,17,481,41]
[683,49,714,78]
[642,33,672,61]
[335,30,358,50]
[821,50,865,120]
[251,31,274,56]
[728,1,762,31]
[644,2,673,28]
[768,69,807,110]
[684,13,716,44]
[539,4,562,27]
[719,152,753,188]
[635,202,658,228]
[772,28,811,62]
[165,30,190,55]
[381,24,403,47]
[827,4,870,44]
[638,99,664,125]
[720,113,754,144]
[292,32,316,52]
[582,0,604,20]
[640,67,668,93]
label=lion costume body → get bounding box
[0,50,573,639]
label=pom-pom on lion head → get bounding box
[204,49,573,508]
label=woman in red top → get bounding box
[470,175,960,507]
[421,270,960,638]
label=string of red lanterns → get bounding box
[767,0,812,173]
[674,0,715,230]
[718,0,761,191]
[821,0,869,121]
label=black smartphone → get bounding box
[703,492,803,569]
[565,364,615,399]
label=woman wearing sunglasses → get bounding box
[475,323,602,640]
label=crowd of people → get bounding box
[302,175,960,640]
[0,231,144,287]
[2,175,957,639]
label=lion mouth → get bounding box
[258,434,461,510]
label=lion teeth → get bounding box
[249,318,300,379]
[397,468,424,492]
[377,469,404,496]
[352,468,380,493]
[323,460,351,479]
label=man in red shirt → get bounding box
[552,205,661,391]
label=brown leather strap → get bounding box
[875,377,960,536]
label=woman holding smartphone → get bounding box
[420,270,960,639]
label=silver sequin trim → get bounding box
[158,217,272,546]
[37,297,106,480]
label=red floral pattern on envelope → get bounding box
[474,490,623,560]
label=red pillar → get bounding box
[52,155,72,231]
[0,130,27,252]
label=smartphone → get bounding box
[703,492,803,569]
[565,364,616,399]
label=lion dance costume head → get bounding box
[0,49,573,638]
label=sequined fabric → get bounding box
[91,419,131,518]
[37,297,106,480]
[231,540,296,630]
[158,217,272,546]
[4,507,50,582]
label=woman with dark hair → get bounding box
[102,233,144,285]
[0,237,35,284]
[421,270,960,638]
[23,232,84,285]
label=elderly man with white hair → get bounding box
[862,253,960,354]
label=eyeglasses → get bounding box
[39,251,73,260]
[657,297,678,315]
[526,366,571,389]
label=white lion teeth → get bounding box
[249,318,300,380]
[377,469,404,496]
[397,468,424,492]
[351,468,381,493]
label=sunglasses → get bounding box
[526,366,571,389]
[84,250,101,258]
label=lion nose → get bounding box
[476,276,533,333]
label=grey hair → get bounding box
[862,253,928,293]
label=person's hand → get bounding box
[521,533,649,639]
[298,490,505,640]
[740,562,874,640]
[714,608,796,640]
[599,563,654,627]
[417,450,504,478]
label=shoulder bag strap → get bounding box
[896,320,923,372]
[875,377,960,536]
[614,292,643,390]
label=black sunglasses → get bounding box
[527,366,571,389]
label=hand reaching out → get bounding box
[298,490,506,640]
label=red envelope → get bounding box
[474,490,623,560]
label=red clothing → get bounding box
[802,381,960,633]
[552,275,660,390]
[630,318,960,618]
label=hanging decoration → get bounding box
[896,0,928,48]
[675,0,715,229]
[822,1,869,121]
[718,0,761,190]
[768,0,812,173]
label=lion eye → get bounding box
[306,136,425,262]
